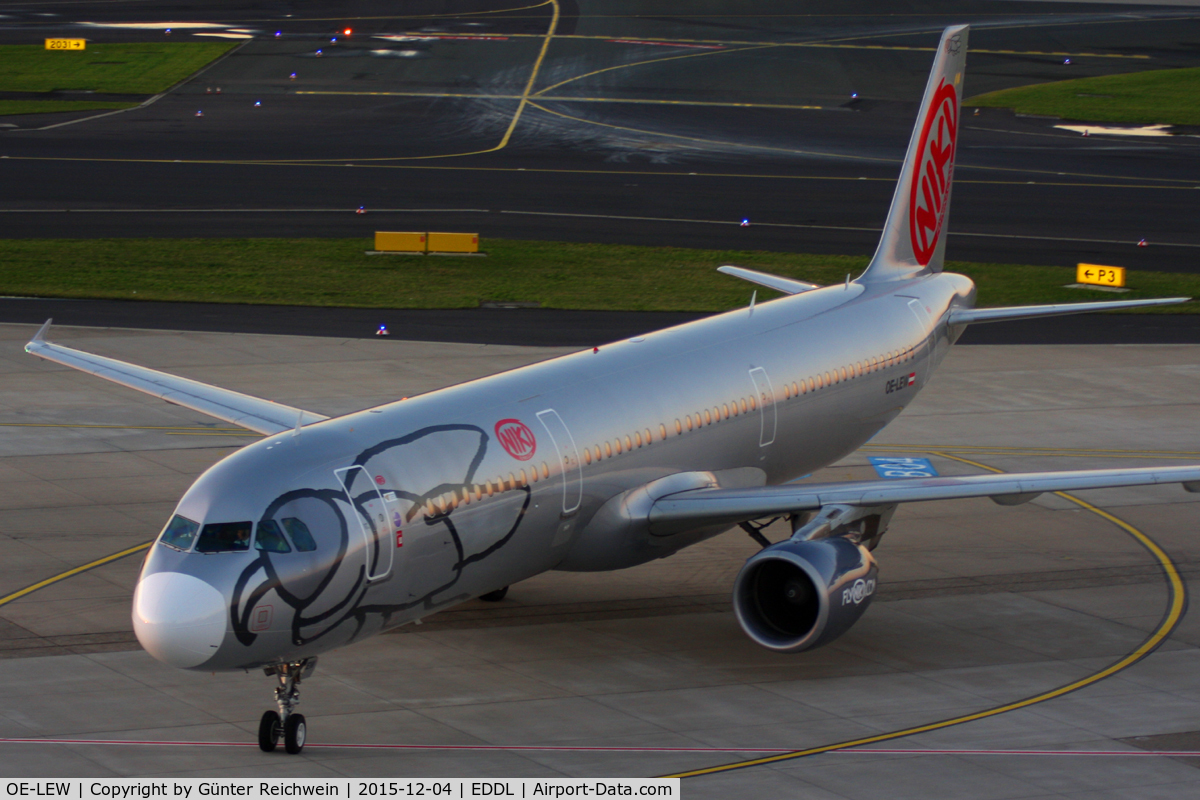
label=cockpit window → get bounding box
[255,520,292,553]
[159,515,200,551]
[281,518,317,552]
[196,521,252,553]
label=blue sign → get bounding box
[869,456,938,479]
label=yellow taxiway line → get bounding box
[0,541,153,609]
[666,451,1187,778]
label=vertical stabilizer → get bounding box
[859,25,968,283]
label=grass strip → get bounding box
[0,99,136,116]
[0,238,1195,313]
[965,67,1200,126]
[0,42,237,95]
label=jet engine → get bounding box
[732,536,878,653]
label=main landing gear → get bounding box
[258,657,317,754]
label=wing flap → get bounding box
[26,321,328,436]
[648,465,1200,535]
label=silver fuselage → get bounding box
[136,271,975,670]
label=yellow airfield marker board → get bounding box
[1076,263,1126,288]
[45,38,86,50]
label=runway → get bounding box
[1,0,1199,272]
[1,322,1200,795]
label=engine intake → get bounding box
[733,537,878,653]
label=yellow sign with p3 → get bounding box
[45,39,86,50]
[1076,263,1126,288]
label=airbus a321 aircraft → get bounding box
[25,25,1200,754]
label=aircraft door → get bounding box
[334,466,393,581]
[536,409,582,515]
[906,298,934,335]
[749,367,777,447]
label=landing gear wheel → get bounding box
[258,710,281,752]
[284,713,307,754]
[480,586,508,602]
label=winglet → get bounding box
[26,318,52,352]
[860,25,968,283]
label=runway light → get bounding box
[740,219,750,227]
[376,324,390,336]
[1137,238,1148,247]
[164,29,171,35]
[356,206,366,214]
[289,72,296,80]
[330,37,337,43]
[344,28,352,36]
[205,87,212,94]
[1063,58,1071,65]
[215,87,221,94]
[850,92,858,99]
[254,100,261,107]
[274,31,282,38]
[316,49,323,56]
[195,110,203,117]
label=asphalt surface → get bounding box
[6,327,1200,790]
[0,0,1199,274]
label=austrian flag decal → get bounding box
[908,372,917,386]
[908,79,958,266]
[495,418,536,461]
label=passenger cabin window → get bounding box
[255,520,292,553]
[196,521,252,553]
[159,515,200,551]
[281,518,318,551]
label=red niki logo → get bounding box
[495,418,536,461]
[908,79,958,266]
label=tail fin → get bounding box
[859,25,968,283]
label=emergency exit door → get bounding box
[749,367,777,447]
[536,409,582,514]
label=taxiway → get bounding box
[0,323,1198,796]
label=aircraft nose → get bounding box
[132,571,227,669]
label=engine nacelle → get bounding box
[732,537,878,653]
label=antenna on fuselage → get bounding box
[749,290,757,316]
[292,410,303,438]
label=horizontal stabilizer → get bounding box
[648,464,1200,536]
[717,266,820,295]
[25,320,328,436]
[950,296,1189,325]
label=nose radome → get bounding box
[133,571,227,669]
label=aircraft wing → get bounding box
[949,297,1188,325]
[25,320,328,436]
[648,465,1200,535]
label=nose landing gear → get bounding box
[258,658,317,754]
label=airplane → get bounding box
[24,24,1200,755]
